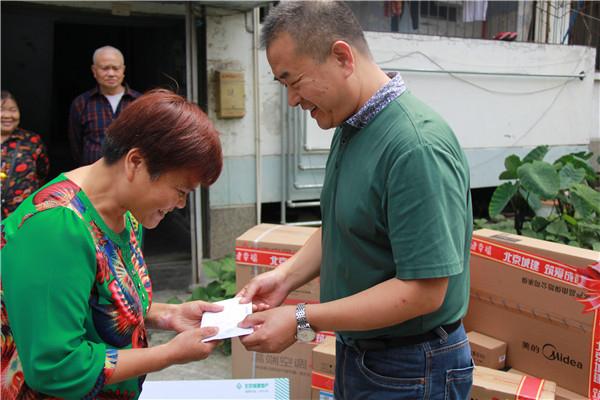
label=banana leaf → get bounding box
[489,182,518,217]
[499,154,521,180]
[522,145,549,163]
[517,161,559,200]
[558,164,586,189]
[571,184,600,214]
[545,218,572,240]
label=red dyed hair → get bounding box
[103,89,222,186]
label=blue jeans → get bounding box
[334,324,473,400]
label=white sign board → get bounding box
[140,378,289,400]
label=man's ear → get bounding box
[330,40,355,77]
[124,148,145,182]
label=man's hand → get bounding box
[238,305,297,353]
[237,268,291,312]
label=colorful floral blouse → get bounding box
[1,174,152,399]
[1,128,50,219]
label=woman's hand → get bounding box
[165,327,222,365]
[107,326,222,385]
[148,301,223,332]
[169,301,224,333]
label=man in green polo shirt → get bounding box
[239,2,473,398]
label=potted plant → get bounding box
[475,146,600,250]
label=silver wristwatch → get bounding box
[295,303,316,342]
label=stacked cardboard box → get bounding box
[472,366,556,399]
[309,335,556,399]
[508,369,587,400]
[232,224,321,400]
[464,229,600,397]
[467,331,507,370]
[311,336,336,400]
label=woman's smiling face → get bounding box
[129,165,200,229]
[1,98,20,136]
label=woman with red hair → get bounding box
[1,89,224,399]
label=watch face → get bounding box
[297,328,316,343]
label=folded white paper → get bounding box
[201,297,253,342]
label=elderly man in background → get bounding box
[68,45,140,166]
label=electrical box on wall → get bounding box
[215,70,245,119]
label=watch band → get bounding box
[295,303,316,342]
[296,303,310,329]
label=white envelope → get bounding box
[201,297,253,342]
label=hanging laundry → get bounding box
[384,1,404,17]
[463,0,488,22]
[409,0,419,30]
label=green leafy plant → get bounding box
[167,255,237,354]
[188,256,237,303]
[484,146,600,250]
[474,214,516,234]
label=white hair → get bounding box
[92,46,124,65]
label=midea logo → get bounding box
[542,344,583,369]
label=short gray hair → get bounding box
[92,46,124,65]
[260,1,371,62]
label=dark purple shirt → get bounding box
[68,85,141,166]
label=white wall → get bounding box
[364,32,595,150]
[206,12,256,158]
[594,72,600,141]
[206,12,598,207]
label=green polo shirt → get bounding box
[320,91,472,340]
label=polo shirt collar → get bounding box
[344,72,407,129]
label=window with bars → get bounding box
[419,1,459,22]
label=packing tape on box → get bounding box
[516,375,546,400]
[471,237,600,398]
[311,371,335,393]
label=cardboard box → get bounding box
[311,336,336,400]
[233,339,316,400]
[233,224,321,400]
[468,331,507,370]
[311,372,334,400]
[464,229,600,397]
[508,369,587,400]
[554,385,583,400]
[311,388,334,400]
[472,366,556,399]
[312,336,336,375]
[235,224,320,303]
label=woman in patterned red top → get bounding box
[1,89,224,399]
[1,90,49,219]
